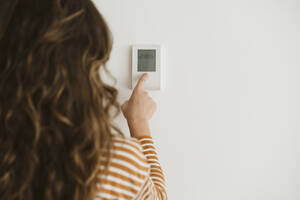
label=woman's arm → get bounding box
[135,136,167,199]
[121,73,156,139]
[122,73,167,199]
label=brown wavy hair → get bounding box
[0,0,121,199]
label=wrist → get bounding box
[127,119,151,138]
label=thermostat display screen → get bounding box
[138,49,156,72]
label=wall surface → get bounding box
[94,0,300,199]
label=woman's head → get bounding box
[0,0,119,199]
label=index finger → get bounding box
[134,73,149,92]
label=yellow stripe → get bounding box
[114,145,147,163]
[99,179,138,194]
[97,187,132,200]
[111,153,149,171]
[110,162,147,180]
[140,139,154,145]
[98,171,142,187]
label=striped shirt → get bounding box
[95,135,167,200]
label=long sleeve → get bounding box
[134,136,167,200]
[95,135,167,200]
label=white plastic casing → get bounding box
[132,45,165,91]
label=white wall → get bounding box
[94,0,300,199]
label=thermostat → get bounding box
[132,45,165,91]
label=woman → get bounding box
[0,0,167,200]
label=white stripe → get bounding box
[151,180,166,190]
[150,172,164,178]
[142,147,156,151]
[109,158,148,175]
[141,143,155,148]
[97,167,145,187]
[113,141,145,158]
[143,183,154,200]
[152,177,166,185]
[134,177,151,200]
[95,191,117,199]
[143,149,158,154]
[97,174,141,191]
[113,145,147,163]
[140,180,152,200]
[113,137,142,150]
[147,158,159,163]
[113,137,141,148]
[144,153,157,157]
[97,182,135,197]
[97,153,150,170]
[145,154,158,158]
[138,138,154,143]
[148,162,161,168]
[112,149,148,168]
[107,165,146,184]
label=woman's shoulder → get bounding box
[111,134,145,153]
[110,134,150,172]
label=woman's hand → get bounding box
[121,73,157,138]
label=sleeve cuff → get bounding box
[135,136,153,140]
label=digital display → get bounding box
[138,49,156,72]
